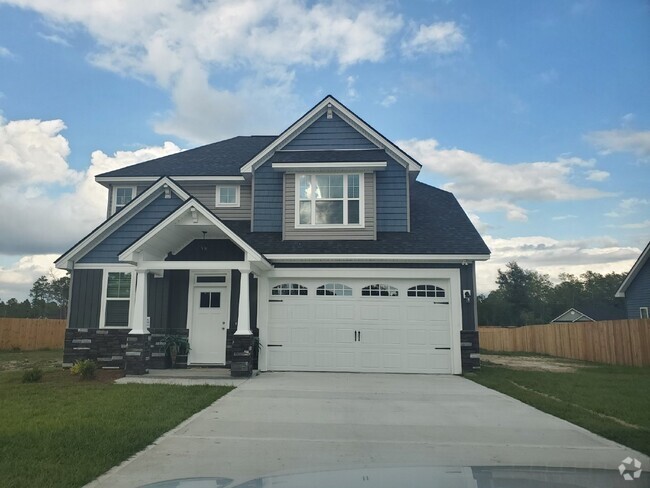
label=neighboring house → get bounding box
[551,308,595,323]
[616,240,650,319]
[55,96,490,376]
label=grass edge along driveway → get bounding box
[466,357,650,457]
[0,368,232,488]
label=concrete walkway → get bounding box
[88,373,649,487]
[115,368,250,387]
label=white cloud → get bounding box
[585,169,609,181]
[0,45,13,58]
[0,115,180,256]
[402,21,466,55]
[346,75,358,101]
[380,94,397,107]
[37,32,71,47]
[620,220,650,230]
[604,198,649,218]
[7,0,403,143]
[586,129,650,160]
[551,214,577,221]
[476,235,638,293]
[0,254,65,300]
[399,138,610,221]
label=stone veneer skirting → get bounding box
[460,330,480,372]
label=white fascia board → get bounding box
[271,162,387,171]
[240,96,421,174]
[135,261,251,271]
[55,177,190,270]
[265,267,460,280]
[96,175,245,186]
[615,241,650,297]
[265,253,491,263]
[118,199,270,268]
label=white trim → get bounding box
[294,173,364,228]
[111,185,137,215]
[616,241,650,297]
[99,268,135,329]
[215,185,240,207]
[271,162,387,171]
[55,177,190,270]
[240,96,422,173]
[640,307,649,319]
[96,175,246,184]
[135,261,250,271]
[118,198,270,268]
[265,254,490,263]
[73,263,134,269]
[550,307,595,323]
[266,268,459,279]
[186,270,232,366]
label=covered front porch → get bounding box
[117,199,272,376]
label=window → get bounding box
[407,285,446,298]
[316,283,352,296]
[641,307,649,319]
[196,275,226,284]
[216,186,239,207]
[104,272,132,327]
[297,174,362,226]
[271,283,308,296]
[113,187,134,213]
[200,292,221,308]
[361,284,399,297]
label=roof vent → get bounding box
[327,103,333,119]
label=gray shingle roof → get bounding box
[98,136,277,177]
[220,181,490,255]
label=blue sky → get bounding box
[0,0,648,298]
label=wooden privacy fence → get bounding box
[0,318,66,350]
[479,319,650,367]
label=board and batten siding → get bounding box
[106,184,151,218]
[68,269,103,329]
[253,162,284,232]
[283,172,376,240]
[179,182,252,220]
[80,193,183,263]
[626,260,650,318]
[376,158,408,232]
[283,113,378,150]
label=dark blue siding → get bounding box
[626,259,650,318]
[376,158,408,232]
[253,162,283,232]
[284,113,377,150]
[79,194,183,263]
[68,269,103,328]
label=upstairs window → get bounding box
[216,186,240,207]
[297,174,362,226]
[113,187,135,213]
[361,284,399,297]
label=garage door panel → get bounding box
[267,278,454,374]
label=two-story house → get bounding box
[56,96,490,376]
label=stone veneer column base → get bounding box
[63,329,130,370]
[124,334,149,375]
[460,330,480,372]
[231,335,254,377]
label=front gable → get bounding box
[283,113,378,151]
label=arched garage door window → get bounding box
[316,283,353,296]
[407,285,446,298]
[271,283,308,296]
[361,284,399,297]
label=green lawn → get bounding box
[0,350,232,488]
[466,358,650,456]
[0,348,63,371]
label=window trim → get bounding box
[215,185,240,207]
[294,173,364,229]
[407,284,446,298]
[641,307,649,319]
[111,186,136,215]
[316,283,353,297]
[271,283,309,296]
[99,269,135,329]
[361,283,399,297]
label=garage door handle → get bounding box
[358,330,361,341]
[268,344,283,347]
[435,347,451,350]
[269,299,283,303]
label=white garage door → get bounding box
[266,279,453,374]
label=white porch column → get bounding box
[235,271,252,335]
[129,270,149,335]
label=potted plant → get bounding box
[161,335,190,369]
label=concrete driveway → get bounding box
[89,373,648,487]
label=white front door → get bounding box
[190,287,228,364]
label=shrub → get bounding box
[71,359,97,380]
[22,368,43,383]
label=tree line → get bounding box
[478,262,626,327]
[0,274,70,319]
